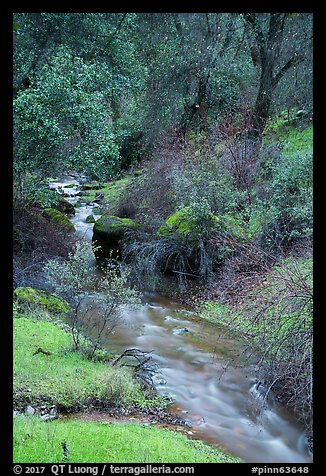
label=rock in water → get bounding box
[173,328,190,335]
[42,208,75,232]
[85,215,95,223]
[92,215,140,262]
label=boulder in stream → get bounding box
[92,215,140,261]
[43,208,76,232]
[85,215,96,223]
[51,197,75,216]
[80,181,102,191]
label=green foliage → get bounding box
[261,151,312,247]
[171,154,246,219]
[13,174,59,210]
[233,124,314,247]
[13,13,312,179]
[14,287,70,316]
[138,13,255,141]
[13,415,240,463]
[14,45,120,180]
[13,12,147,180]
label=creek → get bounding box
[49,175,312,464]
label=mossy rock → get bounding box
[85,215,95,223]
[14,287,70,315]
[51,197,75,216]
[92,215,140,261]
[157,207,220,238]
[43,208,75,232]
[156,208,225,275]
[80,181,102,191]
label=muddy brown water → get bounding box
[49,176,313,463]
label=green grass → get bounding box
[80,177,133,211]
[264,118,312,158]
[13,315,163,412]
[13,416,240,463]
[200,257,313,345]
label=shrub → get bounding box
[13,173,60,211]
[45,241,141,358]
[259,150,313,250]
[206,253,313,442]
[124,199,246,291]
[13,207,76,289]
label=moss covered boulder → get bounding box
[51,197,75,216]
[92,215,140,261]
[156,207,223,276]
[14,287,70,315]
[158,207,220,238]
[43,208,75,232]
[85,215,96,223]
[80,181,102,191]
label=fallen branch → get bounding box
[112,348,158,387]
[33,347,53,356]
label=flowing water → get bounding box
[49,175,312,464]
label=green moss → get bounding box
[158,207,221,238]
[81,177,133,211]
[94,215,139,235]
[43,208,75,232]
[92,215,141,261]
[80,181,102,191]
[165,207,194,234]
[85,215,95,223]
[14,287,70,315]
[108,216,139,229]
[157,208,199,236]
[50,197,75,216]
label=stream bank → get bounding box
[42,174,312,463]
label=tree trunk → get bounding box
[243,13,301,137]
[178,75,209,138]
[252,50,274,136]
